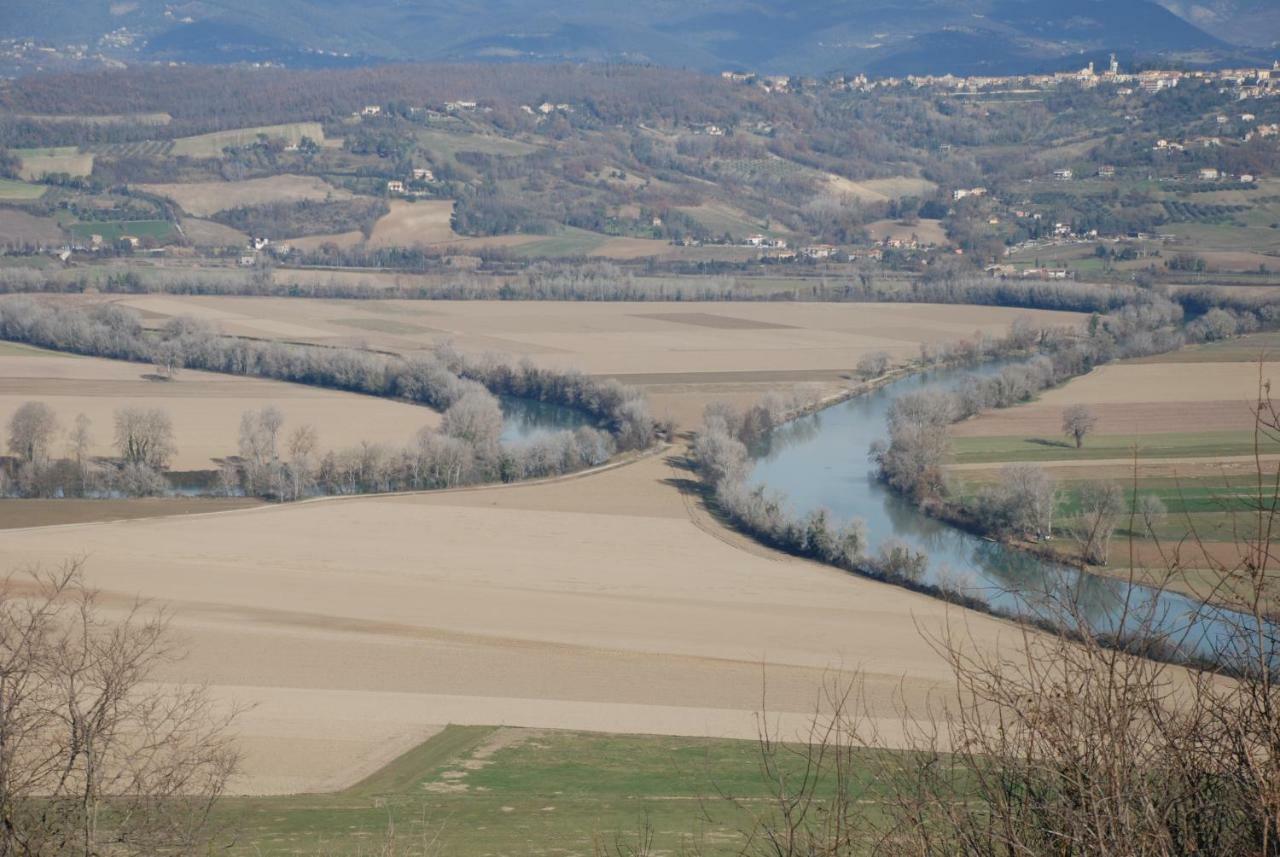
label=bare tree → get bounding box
[0,559,239,856]
[285,423,318,500]
[152,339,184,380]
[873,389,954,500]
[855,350,891,380]
[1072,480,1125,565]
[67,413,93,495]
[692,417,748,487]
[1000,462,1058,539]
[237,406,287,497]
[1062,403,1098,449]
[113,407,176,470]
[7,401,59,464]
[441,390,504,451]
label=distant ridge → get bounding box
[1,0,1274,75]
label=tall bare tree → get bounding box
[0,560,239,856]
[7,401,59,464]
[113,407,175,470]
[1072,479,1125,565]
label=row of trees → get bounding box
[223,401,616,501]
[873,297,1188,505]
[0,296,658,459]
[4,402,175,498]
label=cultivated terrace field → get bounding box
[0,299,1083,847]
[79,294,1083,427]
[0,62,1277,286]
[948,330,1280,602]
[0,345,442,471]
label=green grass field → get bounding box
[511,226,609,258]
[1126,331,1280,364]
[65,220,176,242]
[414,128,540,166]
[170,122,326,158]
[0,341,59,357]
[950,430,1280,465]
[0,179,46,201]
[219,726,900,856]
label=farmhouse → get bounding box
[386,180,405,193]
[801,244,836,259]
[1053,168,1074,181]
[1097,165,1116,178]
[360,105,381,116]
[1199,168,1221,181]
[411,168,435,182]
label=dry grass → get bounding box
[16,147,94,180]
[139,175,353,217]
[866,217,949,246]
[0,210,63,244]
[368,200,458,246]
[169,123,325,158]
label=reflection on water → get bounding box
[499,396,596,445]
[748,363,1271,666]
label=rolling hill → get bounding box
[1,0,1273,74]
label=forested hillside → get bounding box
[0,0,1271,75]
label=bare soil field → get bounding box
[0,497,260,529]
[140,175,353,217]
[0,450,1026,795]
[0,210,64,246]
[825,174,936,203]
[0,351,441,469]
[169,123,325,158]
[866,218,949,246]
[94,296,1084,427]
[368,200,458,246]
[181,217,249,248]
[16,147,95,180]
[951,399,1259,438]
[0,300,1089,794]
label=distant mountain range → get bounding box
[4,0,1277,75]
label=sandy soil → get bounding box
[0,353,440,469]
[1,451,1027,794]
[94,297,1083,428]
[138,175,353,218]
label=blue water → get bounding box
[499,396,596,445]
[748,363,1271,667]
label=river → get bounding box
[748,361,1270,667]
